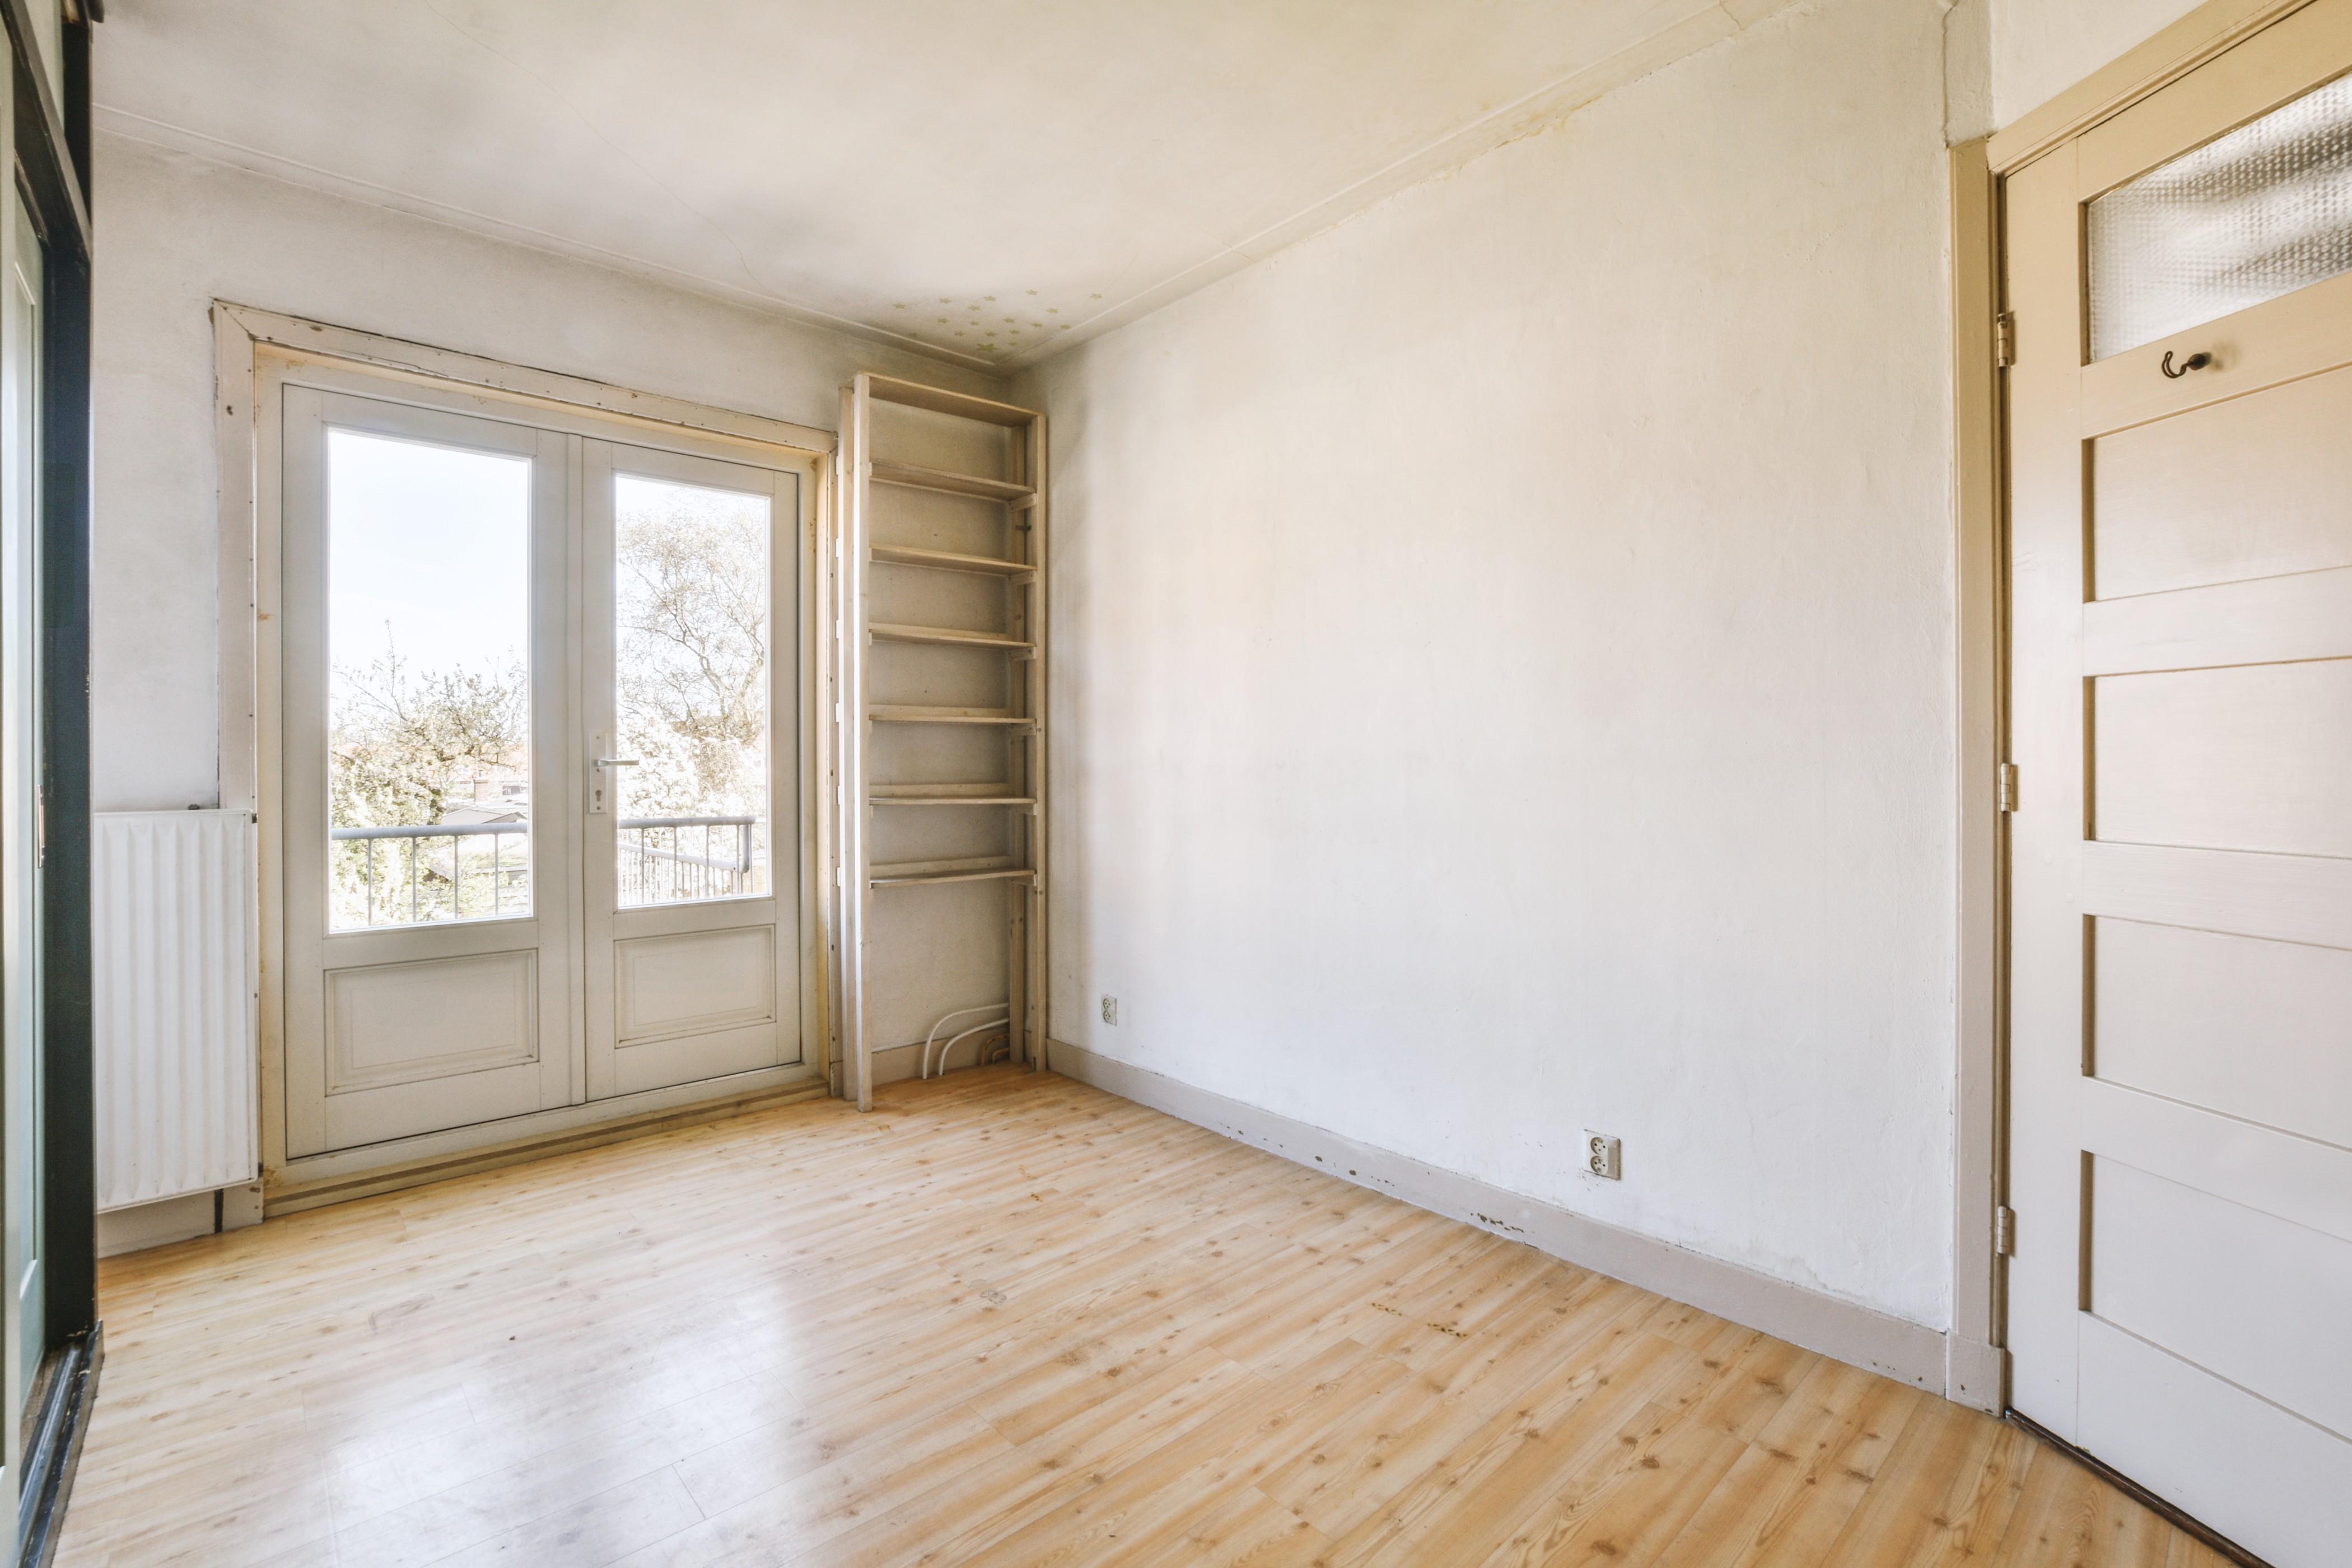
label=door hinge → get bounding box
[1996,762,2019,813]
[1995,1205,2017,1257]
[1995,311,2017,368]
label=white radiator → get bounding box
[92,810,258,1211]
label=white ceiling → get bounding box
[96,1,1766,371]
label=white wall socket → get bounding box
[1583,1131,1622,1180]
[1100,994,1119,1025]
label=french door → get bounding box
[277,373,810,1159]
[581,441,800,1100]
[2004,6,2352,1563]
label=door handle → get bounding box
[590,756,638,814]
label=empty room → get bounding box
[0,0,2341,1562]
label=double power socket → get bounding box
[1583,1131,1622,1180]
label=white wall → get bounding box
[91,133,1003,815]
[1991,0,2208,127]
[1018,0,1961,1328]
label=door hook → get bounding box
[2160,350,2212,378]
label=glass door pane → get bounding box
[612,474,771,907]
[326,431,534,928]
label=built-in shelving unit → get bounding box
[833,374,1047,1110]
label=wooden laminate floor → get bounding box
[61,1067,2224,1568]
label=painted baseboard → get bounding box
[1051,1040,1950,1394]
[96,1182,269,1258]
[1945,1332,2007,1414]
[95,1191,216,1258]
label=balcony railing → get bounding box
[329,813,764,927]
[331,822,529,928]
[619,815,760,906]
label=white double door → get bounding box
[279,377,810,1158]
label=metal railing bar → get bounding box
[332,823,528,841]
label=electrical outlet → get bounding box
[1100,994,1119,1026]
[1583,1131,1622,1180]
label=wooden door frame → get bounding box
[1951,0,2332,1414]
[214,304,839,1207]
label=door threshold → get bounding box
[2004,1411,2274,1568]
[267,1072,829,1215]
[17,1327,102,1568]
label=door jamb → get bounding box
[1947,134,2006,1412]
[212,303,839,1189]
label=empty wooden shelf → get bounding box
[870,543,1035,577]
[869,621,1034,651]
[869,458,1034,503]
[870,864,1039,888]
[867,706,1033,726]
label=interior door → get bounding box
[581,440,800,1096]
[2005,8,2352,1563]
[282,386,578,1156]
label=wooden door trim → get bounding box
[1947,136,2007,1413]
[1986,0,2319,175]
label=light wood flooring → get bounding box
[61,1066,2226,1568]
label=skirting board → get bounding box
[1051,1040,1954,1397]
[97,1183,268,1259]
[95,1191,215,1258]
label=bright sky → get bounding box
[328,427,531,683]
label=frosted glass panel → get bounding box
[2088,72,2352,361]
